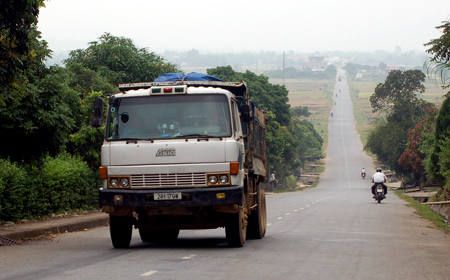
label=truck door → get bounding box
[231,100,245,174]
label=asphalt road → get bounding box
[1,72,450,280]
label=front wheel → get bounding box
[225,209,247,247]
[110,215,133,248]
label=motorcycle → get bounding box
[361,172,366,179]
[374,183,385,203]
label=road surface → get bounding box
[1,72,450,279]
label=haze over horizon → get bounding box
[38,0,450,56]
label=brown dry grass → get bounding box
[269,78,334,150]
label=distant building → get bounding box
[301,56,328,72]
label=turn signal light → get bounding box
[99,166,107,179]
[230,162,239,175]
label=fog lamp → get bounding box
[216,193,226,199]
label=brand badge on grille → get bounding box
[156,148,176,157]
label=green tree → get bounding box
[0,0,45,103]
[291,106,311,118]
[64,33,179,85]
[290,119,324,167]
[423,20,450,192]
[424,21,450,88]
[366,121,409,173]
[0,28,79,163]
[365,70,431,175]
[399,107,437,183]
[370,70,425,113]
[428,93,450,185]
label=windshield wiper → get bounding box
[176,134,223,140]
[115,137,155,143]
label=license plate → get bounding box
[377,188,383,192]
[154,192,182,200]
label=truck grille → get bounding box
[131,173,206,188]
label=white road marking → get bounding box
[141,270,158,277]
[277,217,283,220]
[285,213,291,215]
[182,254,196,260]
[267,223,272,226]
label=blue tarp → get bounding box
[155,72,223,82]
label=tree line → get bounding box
[364,20,450,201]
[0,1,323,222]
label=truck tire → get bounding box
[110,215,133,248]
[225,208,247,247]
[247,184,267,239]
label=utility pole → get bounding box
[283,51,285,85]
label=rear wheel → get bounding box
[110,215,133,248]
[225,208,247,247]
[247,184,267,239]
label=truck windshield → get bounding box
[106,94,232,140]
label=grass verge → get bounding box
[395,189,450,234]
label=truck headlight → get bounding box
[219,175,229,184]
[207,173,230,186]
[208,175,218,184]
[110,178,119,187]
[109,177,131,188]
[120,178,129,187]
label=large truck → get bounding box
[91,73,267,248]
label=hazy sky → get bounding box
[37,0,450,54]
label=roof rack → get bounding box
[118,81,248,98]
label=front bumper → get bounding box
[99,186,244,208]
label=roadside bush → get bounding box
[40,153,99,212]
[286,175,299,189]
[0,154,100,223]
[0,159,28,221]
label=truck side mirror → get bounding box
[240,104,250,123]
[91,98,103,128]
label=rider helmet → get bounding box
[376,168,382,172]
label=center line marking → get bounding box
[182,254,196,260]
[141,270,158,277]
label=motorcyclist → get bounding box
[371,168,387,198]
[361,167,366,178]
